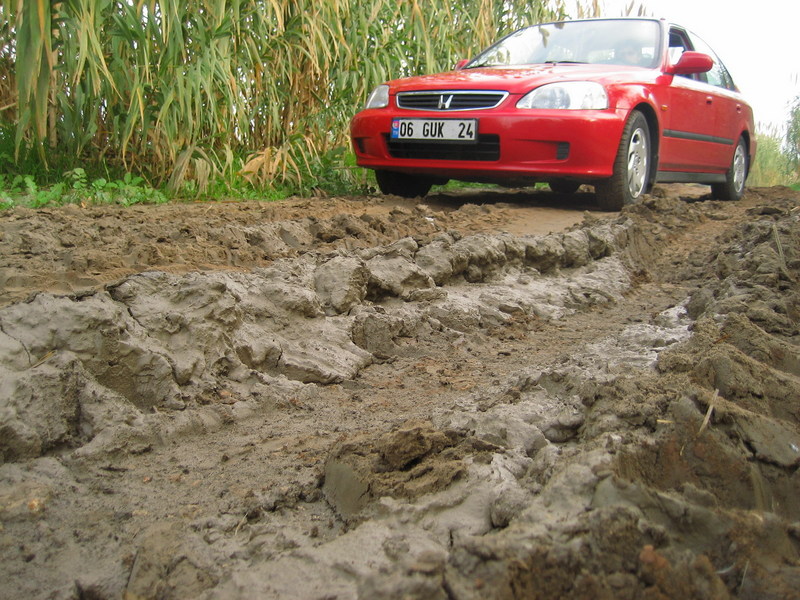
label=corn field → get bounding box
[0,0,564,193]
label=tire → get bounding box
[375,170,434,198]
[548,180,581,195]
[711,137,747,201]
[595,110,651,211]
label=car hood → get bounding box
[389,64,656,94]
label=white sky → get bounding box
[581,0,800,134]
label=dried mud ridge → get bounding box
[1,187,799,599]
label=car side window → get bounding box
[688,33,738,91]
[668,30,693,80]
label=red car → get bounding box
[350,18,755,210]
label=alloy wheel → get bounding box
[626,127,648,199]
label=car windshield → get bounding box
[467,19,662,69]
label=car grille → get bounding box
[386,134,500,161]
[396,91,508,111]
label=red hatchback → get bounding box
[350,18,756,210]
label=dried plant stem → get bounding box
[697,389,719,436]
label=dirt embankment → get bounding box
[0,185,799,600]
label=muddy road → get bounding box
[0,184,799,599]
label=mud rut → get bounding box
[1,185,799,599]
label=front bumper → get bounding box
[350,108,629,182]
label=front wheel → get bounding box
[375,170,434,198]
[595,110,651,211]
[711,137,747,201]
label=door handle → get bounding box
[705,96,713,105]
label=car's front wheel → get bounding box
[711,137,747,201]
[595,110,651,211]
[375,170,434,198]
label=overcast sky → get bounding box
[585,0,800,133]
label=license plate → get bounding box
[391,118,477,142]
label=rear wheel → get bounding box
[548,180,581,195]
[595,110,651,211]
[711,137,747,201]
[375,170,434,198]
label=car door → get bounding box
[658,28,729,172]
[686,32,744,170]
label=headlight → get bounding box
[365,85,390,109]
[517,82,608,110]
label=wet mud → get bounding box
[1,185,798,599]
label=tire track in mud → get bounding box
[1,187,799,599]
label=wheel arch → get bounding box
[630,102,660,192]
[738,129,754,177]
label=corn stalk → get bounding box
[2,0,564,189]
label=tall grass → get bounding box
[1,1,564,195]
[749,124,799,188]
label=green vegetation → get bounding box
[1,0,563,208]
[749,127,796,188]
[0,168,168,211]
[749,96,800,189]
[786,95,800,183]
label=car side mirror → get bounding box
[455,59,470,70]
[666,51,714,75]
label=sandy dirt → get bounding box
[0,183,799,599]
